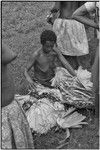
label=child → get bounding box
[2,43,34,149]
[25,30,94,110]
[25,30,76,87]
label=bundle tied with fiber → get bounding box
[26,100,87,134]
[26,98,65,134]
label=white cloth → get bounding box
[53,18,89,56]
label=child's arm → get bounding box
[72,3,99,30]
[24,49,39,84]
[54,46,76,76]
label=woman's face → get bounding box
[43,41,55,53]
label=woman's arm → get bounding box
[54,46,76,76]
[2,43,17,65]
[72,3,99,30]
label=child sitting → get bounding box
[24,30,76,87]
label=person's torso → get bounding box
[34,51,56,82]
[2,65,15,107]
[59,2,82,18]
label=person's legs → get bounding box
[63,55,79,70]
[89,38,99,66]
[77,54,91,70]
[92,46,99,121]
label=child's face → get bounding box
[43,41,55,53]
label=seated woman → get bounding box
[2,43,34,149]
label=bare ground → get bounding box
[2,2,99,149]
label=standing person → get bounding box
[47,1,85,24]
[1,43,34,149]
[72,2,99,125]
[47,1,89,70]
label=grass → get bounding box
[2,2,99,149]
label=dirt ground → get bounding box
[2,2,99,149]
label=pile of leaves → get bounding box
[26,67,94,109]
[15,94,87,141]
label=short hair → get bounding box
[40,30,57,45]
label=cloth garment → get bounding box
[1,99,34,149]
[53,18,89,56]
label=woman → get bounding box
[72,1,99,124]
[2,43,34,149]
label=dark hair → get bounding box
[40,30,57,45]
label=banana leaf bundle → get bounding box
[26,98,64,134]
[22,97,87,134]
[28,81,63,103]
[15,95,87,137]
[51,67,94,109]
